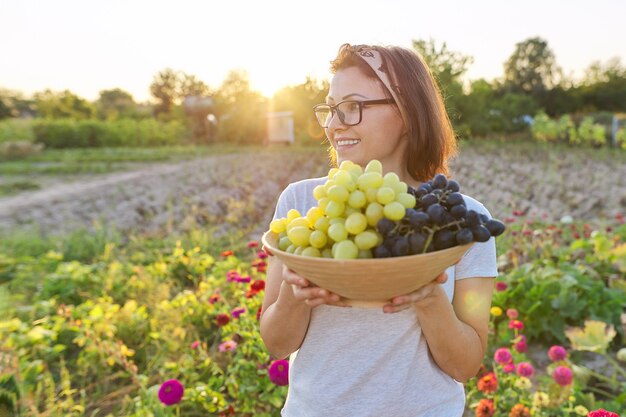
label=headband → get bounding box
[354,46,409,130]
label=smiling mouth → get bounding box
[336,139,361,147]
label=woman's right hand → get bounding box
[282,265,350,308]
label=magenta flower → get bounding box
[227,271,240,283]
[257,250,268,259]
[232,307,246,319]
[158,379,184,405]
[190,340,200,350]
[588,409,620,417]
[506,308,518,319]
[495,282,508,292]
[235,275,251,283]
[516,362,534,378]
[548,345,568,362]
[494,348,513,365]
[514,339,528,353]
[508,320,524,330]
[219,340,238,352]
[502,363,516,374]
[268,359,289,386]
[553,366,573,386]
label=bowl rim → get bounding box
[261,230,474,263]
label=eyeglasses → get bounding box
[313,98,395,128]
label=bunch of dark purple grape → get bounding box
[373,174,505,258]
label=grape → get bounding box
[357,172,384,190]
[383,202,406,221]
[313,185,326,200]
[396,192,417,209]
[357,249,373,259]
[446,180,460,192]
[270,218,287,233]
[456,228,473,245]
[324,200,345,218]
[309,230,328,248]
[333,170,353,187]
[376,217,396,236]
[465,210,480,227]
[302,247,321,257]
[287,217,310,231]
[306,207,324,224]
[391,236,409,256]
[321,248,333,258]
[279,236,291,251]
[327,223,348,242]
[450,204,467,219]
[365,202,384,226]
[334,240,359,259]
[365,159,383,174]
[407,210,429,228]
[420,193,438,208]
[373,245,391,258]
[286,209,302,222]
[408,233,426,254]
[426,203,445,224]
[287,226,311,247]
[376,187,396,204]
[434,229,456,250]
[354,230,379,250]
[345,212,368,235]
[432,174,447,189]
[485,219,506,236]
[444,192,464,207]
[471,225,491,242]
[348,190,367,208]
[327,185,350,202]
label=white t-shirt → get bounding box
[272,177,498,417]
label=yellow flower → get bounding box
[574,405,589,416]
[490,306,503,316]
[532,391,550,407]
[514,377,532,390]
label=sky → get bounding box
[1,0,625,102]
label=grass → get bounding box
[0,144,265,176]
[0,180,40,196]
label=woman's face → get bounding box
[326,66,408,180]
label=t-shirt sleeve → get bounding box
[454,202,498,280]
[272,184,296,221]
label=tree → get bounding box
[412,39,473,125]
[96,88,137,120]
[579,58,626,112]
[179,74,210,98]
[150,68,179,118]
[503,37,561,100]
[34,89,94,119]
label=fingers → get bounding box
[383,273,448,313]
[282,266,345,307]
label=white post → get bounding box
[612,114,618,148]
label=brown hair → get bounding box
[328,43,457,182]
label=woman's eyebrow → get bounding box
[327,93,368,102]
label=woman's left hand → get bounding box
[382,272,448,314]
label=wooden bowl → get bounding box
[262,231,473,307]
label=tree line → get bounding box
[0,36,624,145]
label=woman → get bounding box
[260,43,497,417]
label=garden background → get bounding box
[1,3,626,416]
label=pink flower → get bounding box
[516,362,534,378]
[506,308,518,319]
[514,339,528,353]
[495,282,508,292]
[219,340,238,352]
[227,271,240,282]
[247,241,259,248]
[508,320,524,330]
[158,379,184,405]
[548,345,568,361]
[502,363,516,374]
[257,250,268,259]
[553,366,573,386]
[232,307,246,319]
[268,359,289,386]
[190,341,201,350]
[588,409,620,417]
[209,293,221,304]
[235,275,251,283]
[494,348,513,365]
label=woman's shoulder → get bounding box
[460,194,491,217]
[283,176,327,195]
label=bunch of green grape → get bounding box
[269,160,416,259]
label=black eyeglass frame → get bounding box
[313,98,395,128]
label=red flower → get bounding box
[247,241,259,248]
[251,279,266,292]
[221,250,234,257]
[553,366,573,386]
[477,372,498,394]
[216,313,230,327]
[509,404,531,417]
[219,405,236,416]
[475,398,495,417]
[209,293,221,304]
[256,306,262,321]
[257,250,268,259]
[495,281,508,292]
[508,320,524,330]
[588,409,620,417]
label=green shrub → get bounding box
[0,118,35,143]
